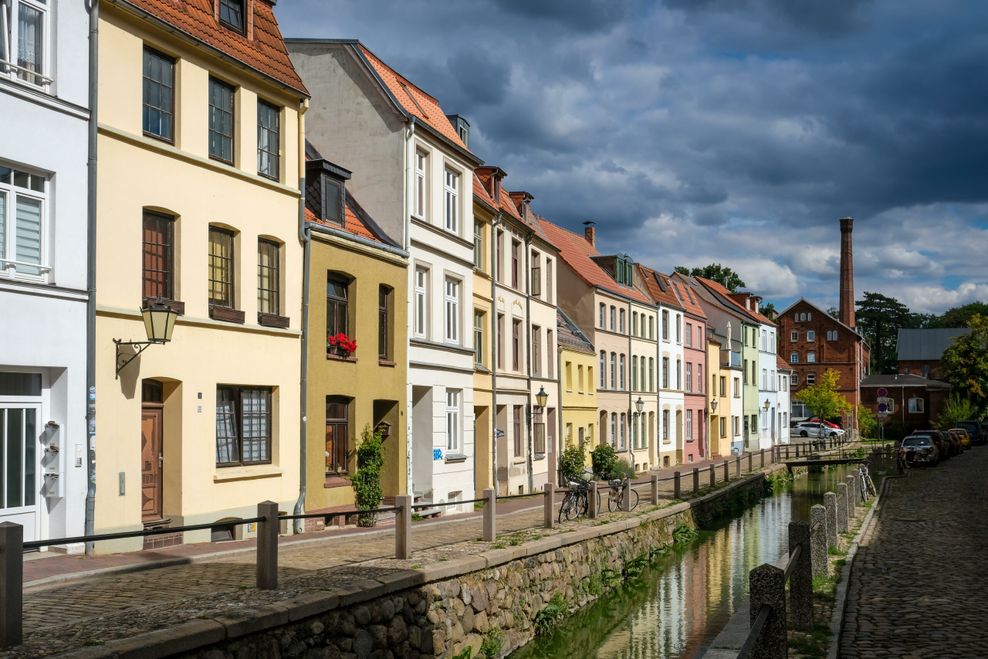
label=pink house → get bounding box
[669,276,709,463]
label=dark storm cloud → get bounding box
[277,0,988,313]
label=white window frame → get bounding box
[413,266,429,338]
[806,330,816,342]
[790,373,799,386]
[0,0,52,88]
[445,389,461,452]
[413,149,427,219]
[0,163,49,282]
[806,372,816,385]
[444,275,460,344]
[791,330,798,342]
[686,410,693,442]
[807,351,816,364]
[827,330,838,341]
[908,397,924,414]
[790,352,798,364]
[443,166,459,233]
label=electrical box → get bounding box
[41,421,63,499]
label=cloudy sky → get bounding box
[277,0,988,313]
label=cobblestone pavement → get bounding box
[840,446,988,658]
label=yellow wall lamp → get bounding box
[114,300,178,377]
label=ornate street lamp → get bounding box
[535,386,549,411]
[710,398,719,414]
[763,398,771,411]
[634,396,645,415]
[114,300,178,377]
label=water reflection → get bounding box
[512,466,854,659]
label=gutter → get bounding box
[307,223,408,259]
[84,0,99,556]
[292,100,309,534]
[524,230,535,494]
[490,212,502,494]
[403,118,415,497]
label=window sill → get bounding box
[327,352,357,362]
[258,312,289,329]
[213,465,282,483]
[444,453,468,464]
[512,458,526,465]
[209,305,245,324]
[533,453,546,461]
[144,297,185,315]
[324,475,351,488]
[378,358,396,367]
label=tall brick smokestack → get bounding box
[839,217,855,328]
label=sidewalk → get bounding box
[839,445,988,657]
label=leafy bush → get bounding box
[558,444,587,484]
[590,443,619,480]
[937,394,981,430]
[611,459,636,480]
[856,405,877,439]
[533,593,567,636]
[673,523,699,545]
[351,425,385,527]
[480,630,503,659]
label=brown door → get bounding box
[141,406,164,522]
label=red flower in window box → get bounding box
[327,332,358,357]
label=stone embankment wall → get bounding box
[169,475,768,659]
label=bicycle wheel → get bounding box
[607,489,619,512]
[558,494,574,523]
[630,489,640,511]
[577,491,589,517]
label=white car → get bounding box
[794,422,845,439]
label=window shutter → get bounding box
[15,196,42,274]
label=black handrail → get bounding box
[736,604,771,659]
[23,516,264,550]
[279,506,398,521]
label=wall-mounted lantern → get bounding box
[114,300,178,377]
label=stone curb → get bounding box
[826,473,898,659]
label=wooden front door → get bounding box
[141,406,163,522]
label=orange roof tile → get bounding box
[696,277,775,326]
[539,219,651,304]
[637,264,683,309]
[358,44,469,152]
[473,173,497,210]
[777,355,793,370]
[669,277,707,319]
[306,199,387,246]
[118,0,307,95]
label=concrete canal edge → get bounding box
[55,473,772,659]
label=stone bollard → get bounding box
[256,501,279,590]
[788,521,813,631]
[621,481,632,512]
[735,457,741,478]
[747,452,753,473]
[544,482,555,529]
[395,495,413,559]
[760,449,765,468]
[749,564,787,659]
[482,488,496,541]
[692,467,700,494]
[845,475,857,519]
[723,460,730,482]
[709,464,716,488]
[796,443,801,458]
[588,481,599,519]
[0,522,23,648]
[810,505,828,578]
[650,474,659,505]
[824,492,839,549]
[836,483,849,534]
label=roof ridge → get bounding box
[358,44,440,104]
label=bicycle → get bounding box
[606,478,640,512]
[858,463,877,502]
[558,479,598,523]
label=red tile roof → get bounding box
[669,277,707,319]
[729,293,776,326]
[117,0,307,95]
[472,173,497,210]
[637,264,683,309]
[306,199,386,246]
[539,219,651,304]
[696,277,775,326]
[358,44,469,152]
[777,355,792,371]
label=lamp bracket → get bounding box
[113,339,161,378]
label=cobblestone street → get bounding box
[840,446,988,658]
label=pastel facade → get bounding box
[471,178,495,493]
[288,41,481,511]
[302,145,408,516]
[731,292,779,449]
[0,0,90,545]
[96,0,306,550]
[776,356,792,444]
[706,335,732,457]
[670,278,709,462]
[558,310,598,468]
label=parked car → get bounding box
[957,420,985,446]
[794,421,845,440]
[900,435,940,466]
[807,418,843,430]
[949,428,972,450]
[919,429,954,459]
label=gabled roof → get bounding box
[694,277,761,325]
[729,292,775,326]
[538,219,651,304]
[116,0,307,95]
[472,173,498,212]
[557,309,596,355]
[669,275,706,319]
[305,196,398,249]
[777,355,793,371]
[637,264,684,310]
[896,328,971,361]
[778,298,865,340]
[861,373,950,390]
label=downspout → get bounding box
[628,309,634,465]
[524,231,534,494]
[292,100,309,533]
[84,0,99,555]
[490,213,502,494]
[403,118,415,497]
[554,334,563,486]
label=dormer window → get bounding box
[322,177,343,225]
[218,0,245,34]
[305,154,351,227]
[614,255,633,286]
[447,114,470,147]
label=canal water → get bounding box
[512,465,855,659]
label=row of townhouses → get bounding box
[1,0,795,552]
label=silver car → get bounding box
[901,435,939,466]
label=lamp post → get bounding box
[709,398,718,458]
[114,300,178,377]
[535,386,549,411]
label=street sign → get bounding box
[878,403,888,413]
[877,387,888,397]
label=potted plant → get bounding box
[327,332,357,358]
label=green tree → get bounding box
[590,443,619,480]
[856,405,877,439]
[558,444,587,484]
[941,314,988,410]
[351,426,385,527]
[794,369,851,421]
[855,292,917,374]
[760,301,777,318]
[936,394,981,429]
[673,263,746,292]
[935,302,988,328]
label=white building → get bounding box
[288,40,481,512]
[0,0,91,544]
[776,357,793,445]
[657,294,686,468]
[731,293,780,449]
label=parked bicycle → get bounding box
[606,478,640,512]
[558,479,599,522]
[858,463,878,502]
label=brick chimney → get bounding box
[583,220,596,247]
[839,217,855,328]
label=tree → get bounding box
[936,394,981,430]
[673,263,746,292]
[760,301,777,318]
[558,444,587,484]
[935,302,988,328]
[794,369,851,422]
[941,314,988,410]
[856,405,877,439]
[855,292,918,374]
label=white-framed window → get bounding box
[685,363,693,392]
[686,410,693,442]
[806,372,816,385]
[446,389,461,452]
[610,413,618,448]
[444,275,460,343]
[676,359,682,389]
[685,322,693,347]
[414,266,429,338]
[908,397,924,414]
[619,354,626,390]
[662,310,669,340]
[807,351,816,363]
[790,352,798,364]
[760,329,766,351]
[0,163,47,281]
[676,314,682,343]
[806,330,816,342]
[619,308,626,334]
[762,368,767,390]
[599,302,606,328]
[599,351,606,388]
[790,373,799,386]
[827,330,838,341]
[631,356,638,390]
[413,150,427,218]
[443,167,459,233]
[662,410,670,442]
[791,331,798,342]
[0,0,50,87]
[619,413,626,449]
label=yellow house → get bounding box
[472,175,496,493]
[302,144,408,518]
[95,0,307,550]
[558,310,598,467]
[707,335,732,457]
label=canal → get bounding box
[512,465,856,658]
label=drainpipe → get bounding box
[627,314,634,465]
[524,231,534,494]
[83,0,99,555]
[292,100,309,534]
[490,213,502,494]
[554,337,563,486]
[403,118,415,497]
